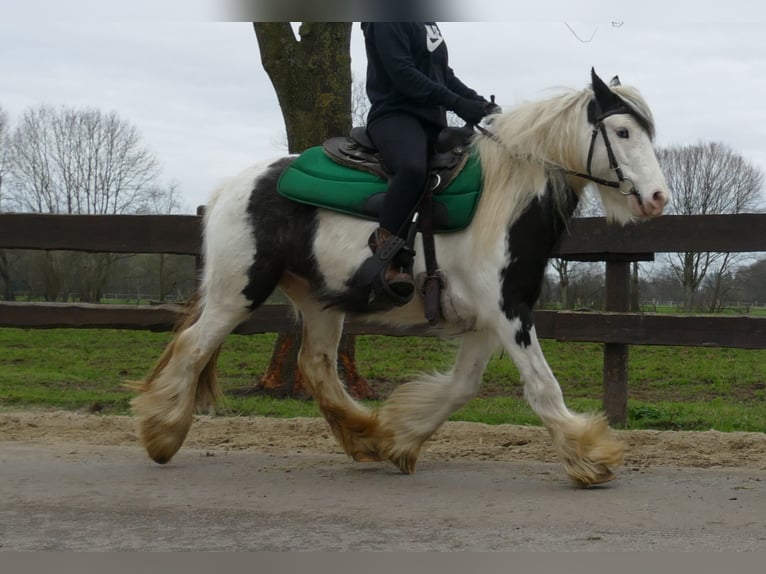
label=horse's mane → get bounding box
[471,84,654,247]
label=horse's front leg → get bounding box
[498,304,624,486]
[375,329,498,473]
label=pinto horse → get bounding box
[132,69,669,486]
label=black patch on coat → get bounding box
[242,157,325,309]
[242,157,402,314]
[500,182,579,347]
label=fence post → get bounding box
[603,259,630,428]
[195,205,205,287]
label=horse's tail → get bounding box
[128,292,222,413]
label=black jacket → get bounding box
[361,22,482,128]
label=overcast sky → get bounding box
[3,2,766,212]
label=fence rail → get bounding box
[2,211,766,426]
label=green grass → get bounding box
[0,328,764,432]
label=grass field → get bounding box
[0,327,764,432]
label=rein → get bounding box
[475,107,642,203]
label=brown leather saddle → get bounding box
[323,126,474,195]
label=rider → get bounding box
[361,22,497,303]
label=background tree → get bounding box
[7,105,160,215]
[734,257,766,307]
[0,105,16,300]
[5,104,169,302]
[254,22,352,151]
[252,22,373,400]
[351,76,370,128]
[657,142,764,311]
[549,192,604,309]
[0,105,9,210]
[135,180,187,302]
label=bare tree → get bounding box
[549,192,603,309]
[0,105,16,299]
[657,142,765,311]
[351,75,370,128]
[134,180,187,302]
[6,105,168,301]
[7,105,161,215]
[0,105,10,210]
[735,257,766,306]
[135,180,184,216]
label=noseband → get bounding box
[475,105,643,204]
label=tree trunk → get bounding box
[258,332,308,398]
[254,22,353,152]
[41,251,62,302]
[252,22,373,400]
[256,331,376,401]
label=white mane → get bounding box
[470,84,655,246]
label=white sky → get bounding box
[3,2,766,212]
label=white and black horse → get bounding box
[132,69,669,486]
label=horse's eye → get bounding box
[616,127,630,139]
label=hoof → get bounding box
[150,453,174,465]
[386,448,420,475]
[139,425,188,465]
[352,451,383,463]
[133,409,191,466]
[571,464,616,488]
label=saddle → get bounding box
[322,126,475,324]
[323,126,474,196]
[278,127,481,323]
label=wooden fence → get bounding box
[1,212,765,426]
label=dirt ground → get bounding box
[2,410,765,470]
[3,410,766,551]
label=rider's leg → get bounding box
[366,113,437,297]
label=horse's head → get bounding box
[583,68,670,223]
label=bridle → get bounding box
[475,103,643,204]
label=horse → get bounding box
[131,69,669,487]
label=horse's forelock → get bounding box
[610,85,656,141]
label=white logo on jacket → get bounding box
[425,24,444,52]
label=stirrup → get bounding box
[352,234,414,308]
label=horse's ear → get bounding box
[609,75,621,87]
[590,67,626,119]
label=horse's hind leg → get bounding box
[131,298,250,464]
[132,241,268,463]
[280,274,382,462]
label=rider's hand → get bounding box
[452,97,489,126]
[483,100,502,117]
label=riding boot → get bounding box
[368,227,415,299]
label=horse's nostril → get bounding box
[652,190,668,207]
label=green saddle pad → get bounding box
[277,146,483,232]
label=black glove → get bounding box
[452,97,489,126]
[484,100,502,116]
[477,95,502,117]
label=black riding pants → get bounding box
[367,113,441,237]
